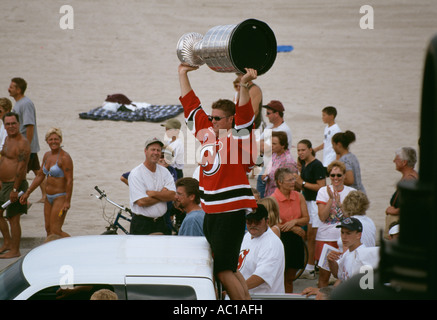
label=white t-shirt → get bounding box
[352,215,376,247]
[165,137,184,170]
[316,185,355,241]
[128,163,176,218]
[0,124,7,151]
[336,245,380,281]
[322,123,341,167]
[261,121,292,147]
[238,228,285,294]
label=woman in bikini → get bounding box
[20,128,73,238]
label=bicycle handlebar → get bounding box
[94,185,132,214]
[94,185,105,197]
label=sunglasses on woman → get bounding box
[330,173,343,178]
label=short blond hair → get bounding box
[45,127,63,142]
[327,160,346,174]
[342,190,370,216]
[0,98,12,113]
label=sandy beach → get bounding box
[1,0,436,243]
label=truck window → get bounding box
[0,258,29,300]
[28,284,124,300]
[126,284,197,300]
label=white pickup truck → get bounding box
[0,235,310,300]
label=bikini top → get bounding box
[43,153,65,178]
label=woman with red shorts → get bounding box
[315,161,355,287]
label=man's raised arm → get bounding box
[238,68,258,106]
[178,64,199,98]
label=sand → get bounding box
[1,0,436,243]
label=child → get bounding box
[314,106,341,170]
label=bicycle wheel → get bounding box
[294,240,309,280]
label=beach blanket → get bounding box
[79,94,184,122]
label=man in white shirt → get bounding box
[238,204,285,295]
[302,218,379,298]
[257,100,293,197]
[129,137,176,235]
[161,118,184,179]
[260,100,292,147]
[328,218,378,281]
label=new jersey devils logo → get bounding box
[237,249,250,270]
[199,141,223,176]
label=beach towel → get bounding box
[79,94,184,122]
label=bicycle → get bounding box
[94,186,132,235]
[294,239,309,281]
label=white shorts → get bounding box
[306,200,322,228]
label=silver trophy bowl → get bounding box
[176,19,277,75]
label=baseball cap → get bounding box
[336,217,363,232]
[246,204,268,221]
[263,100,285,112]
[145,137,164,148]
[161,118,182,130]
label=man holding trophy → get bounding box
[178,64,259,300]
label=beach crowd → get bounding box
[0,67,418,300]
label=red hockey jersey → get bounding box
[180,90,258,214]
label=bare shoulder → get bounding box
[18,135,31,150]
[60,149,74,167]
[250,83,262,94]
[61,149,73,161]
[15,137,30,162]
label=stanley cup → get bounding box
[176,19,277,75]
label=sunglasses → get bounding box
[330,173,343,178]
[208,115,228,122]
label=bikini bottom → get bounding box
[47,192,67,205]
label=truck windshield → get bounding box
[0,257,30,300]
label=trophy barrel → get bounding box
[201,24,237,73]
[177,19,277,75]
